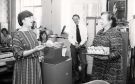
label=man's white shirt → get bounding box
[65,22,87,46]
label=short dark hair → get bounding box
[101,11,117,27]
[18,10,33,26]
[72,14,80,19]
[1,28,9,34]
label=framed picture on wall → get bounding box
[107,0,127,23]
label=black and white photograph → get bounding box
[0,0,134,84]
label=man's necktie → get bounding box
[76,25,81,44]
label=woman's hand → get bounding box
[22,44,46,57]
[34,45,46,51]
[39,56,44,62]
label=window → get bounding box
[18,0,42,28]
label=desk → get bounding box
[0,52,14,84]
[0,47,12,52]
[0,52,14,66]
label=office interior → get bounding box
[0,0,135,84]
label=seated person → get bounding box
[1,28,12,47]
[38,30,48,61]
[39,30,48,44]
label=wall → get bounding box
[128,0,135,48]
[0,0,17,33]
[9,0,16,32]
[61,0,107,29]
[42,0,106,35]
[42,0,62,35]
[128,0,135,21]
[0,0,8,29]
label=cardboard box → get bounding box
[41,57,72,84]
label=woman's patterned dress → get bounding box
[12,30,42,84]
[92,27,124,84]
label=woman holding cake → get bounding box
[90,12,124,84]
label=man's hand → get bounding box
[75,42,79,48]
